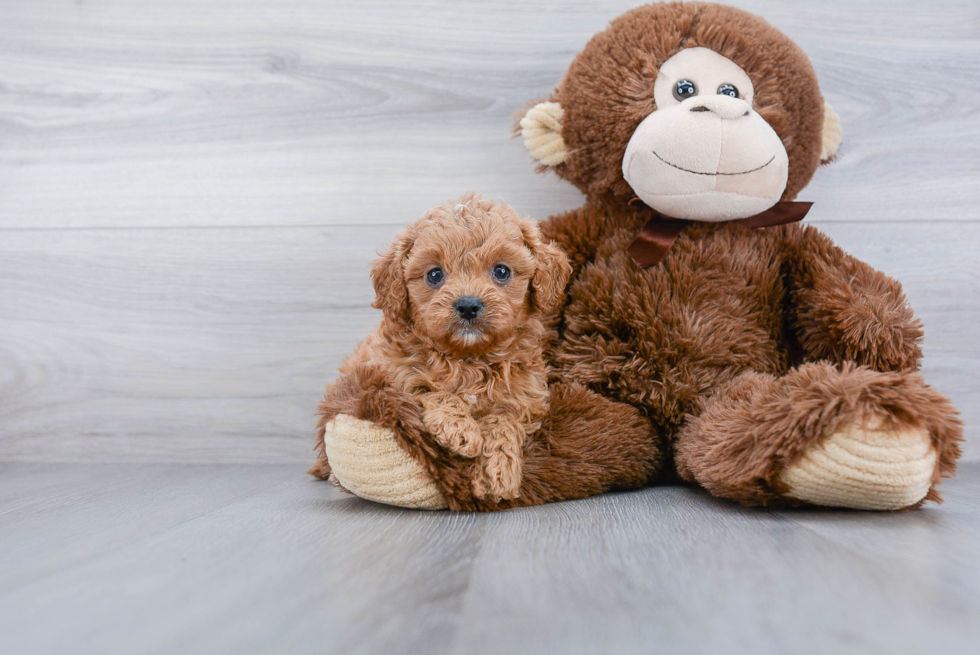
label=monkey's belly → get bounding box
[555,251,789,430]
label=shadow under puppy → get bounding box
[314,193,570,501]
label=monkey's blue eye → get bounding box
[718,84,739,99]
[492,264,511,283]
[673,79,698,101]
[426,267,444,286]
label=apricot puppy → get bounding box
[351,193,570,501]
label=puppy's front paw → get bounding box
[421,402,483,458]
[421,392,477,456]
[437,416,484,458]
[473,447,523,501]
[457,422,485,458]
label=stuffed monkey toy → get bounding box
[313,2,962,511]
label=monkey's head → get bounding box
[520,2,841,221]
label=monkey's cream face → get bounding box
[622,47,790,221]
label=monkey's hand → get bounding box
[420,392,483,458]
[787,226,923,372]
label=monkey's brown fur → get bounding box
[314,2,962,510]
[313,194,578,501]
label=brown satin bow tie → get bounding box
[628,201,813,267]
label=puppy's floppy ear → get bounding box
[519,219,571,314]
[371,226,416,324]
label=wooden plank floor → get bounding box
[1,462,978,655]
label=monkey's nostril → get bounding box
[453,296,484,321]
[690,106,711,113]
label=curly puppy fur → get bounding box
[314,193,572,501]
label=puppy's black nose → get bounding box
[453,296,484,321]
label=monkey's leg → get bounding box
[321,380,663,511]
[313,362,450,510]
[674,363,962,509]
[483,382,663,510]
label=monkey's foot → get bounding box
[323,414,448,510]
[779,414,936,510]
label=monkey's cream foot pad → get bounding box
[780,415,937,510]
[323,414,448,510]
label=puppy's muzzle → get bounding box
[453,296,484,322]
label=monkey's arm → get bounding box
[783,225,923,372]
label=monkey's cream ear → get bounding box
[820,100,843,163]
[520,102,568,166]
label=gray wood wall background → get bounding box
[1,0,977,465]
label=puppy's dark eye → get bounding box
[717,83,739,99]
[492,264,511,283]
[426,267,444,287]
[673,79,698,101]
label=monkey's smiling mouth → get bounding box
[652,151,775,176]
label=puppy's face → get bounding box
[372,196,570,357]
[405,217,536,355]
